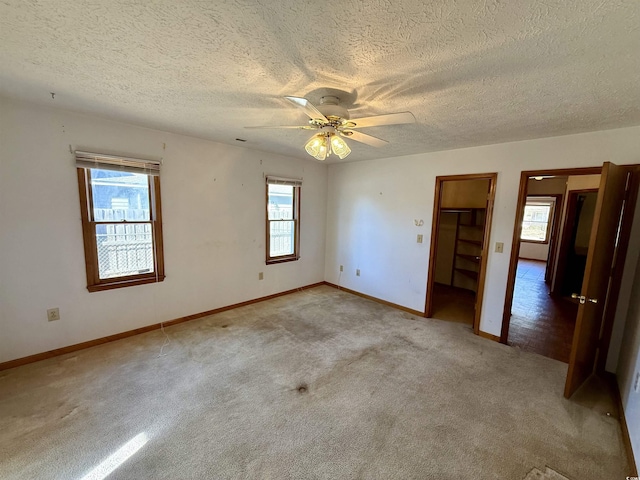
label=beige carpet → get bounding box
[523,466,571,479]
[0,286,632,479]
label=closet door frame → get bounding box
[424,173,497,336]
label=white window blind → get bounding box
[266,176,302,187]
[75,151,161,176]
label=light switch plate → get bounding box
[495,242,504,253]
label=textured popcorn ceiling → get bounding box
[1,1,639,163]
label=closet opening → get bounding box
[425,173,497,334]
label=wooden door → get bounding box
[564,162,629,398]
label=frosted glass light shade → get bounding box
[305,134,328,160]
[330,135,351,159]
[317,144,327,160]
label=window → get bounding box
[76,152,165,291]
[521,199,554,243]
[266,176,301,264]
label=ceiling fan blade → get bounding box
[284,96,328,123]
[245,125,317,130]
[347,111,416,128]
[341,130,389,148]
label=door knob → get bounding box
[571,293,598,304]
[571,293,585,304]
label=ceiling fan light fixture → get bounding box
[250,95,415,160]
[304,132,351,161]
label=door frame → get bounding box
[500,167,601,344]
[500,165,640,375]
[542,194,564,284]
[425,172,497,335]
[551,188,599,297]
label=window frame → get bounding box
[520,199,554,244]
[265,182,300,265]
[76,167,165,292]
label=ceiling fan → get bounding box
[246,96,416,161]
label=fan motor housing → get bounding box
[318,96,349,120]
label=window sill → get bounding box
[520,239,549,245]
[266,256,299,265]
[87,275,165,292]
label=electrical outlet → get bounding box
[340,265,343,272]
[258,272,264,280]
[356,269,360,276]
[495,242,504,253]
[417,234,423,243]
[47,308,60,322]
[634,372,640,393]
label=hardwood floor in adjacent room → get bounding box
[508,259,578,363]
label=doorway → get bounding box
[509,185,576,362]
[425,173,497,334]
[501,164,640,398]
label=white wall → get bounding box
[0,97,327,363]
[324,126,640,340]
[518,241,548,261]
[616,250,640,465]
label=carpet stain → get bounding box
[523,466,572,479]
[393,335,430,352]
[302,345,386,394]
[296,384,308,394]
[279,318,334,343]
[59,406,79,420]
[343,346,380,367]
